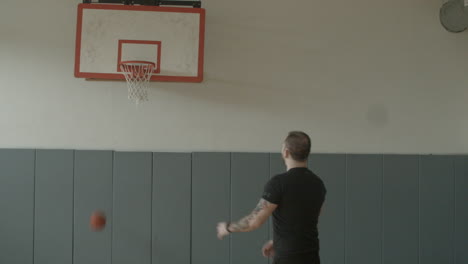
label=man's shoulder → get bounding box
[264,173,286,188]
[308,169,323,181]
[271,172,287,181]
[308,170,327,193]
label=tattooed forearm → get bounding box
[228,199,269,232]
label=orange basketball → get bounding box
[90,211,106,231]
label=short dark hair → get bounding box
[284,131,311,161]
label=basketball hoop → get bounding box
[119,61,156,104]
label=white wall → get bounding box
[1,0,467,153]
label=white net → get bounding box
[119,61,155,104]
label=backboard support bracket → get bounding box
[83,0,202,8]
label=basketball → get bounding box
[90,211,106,231]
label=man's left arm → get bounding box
[217,198,277,239]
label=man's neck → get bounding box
[286,161,308,171]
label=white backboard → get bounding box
[75,4,205,82]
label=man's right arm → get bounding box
[262,240,274,258]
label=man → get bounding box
[217,131,326,264]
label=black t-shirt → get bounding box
[262,167,326,258]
